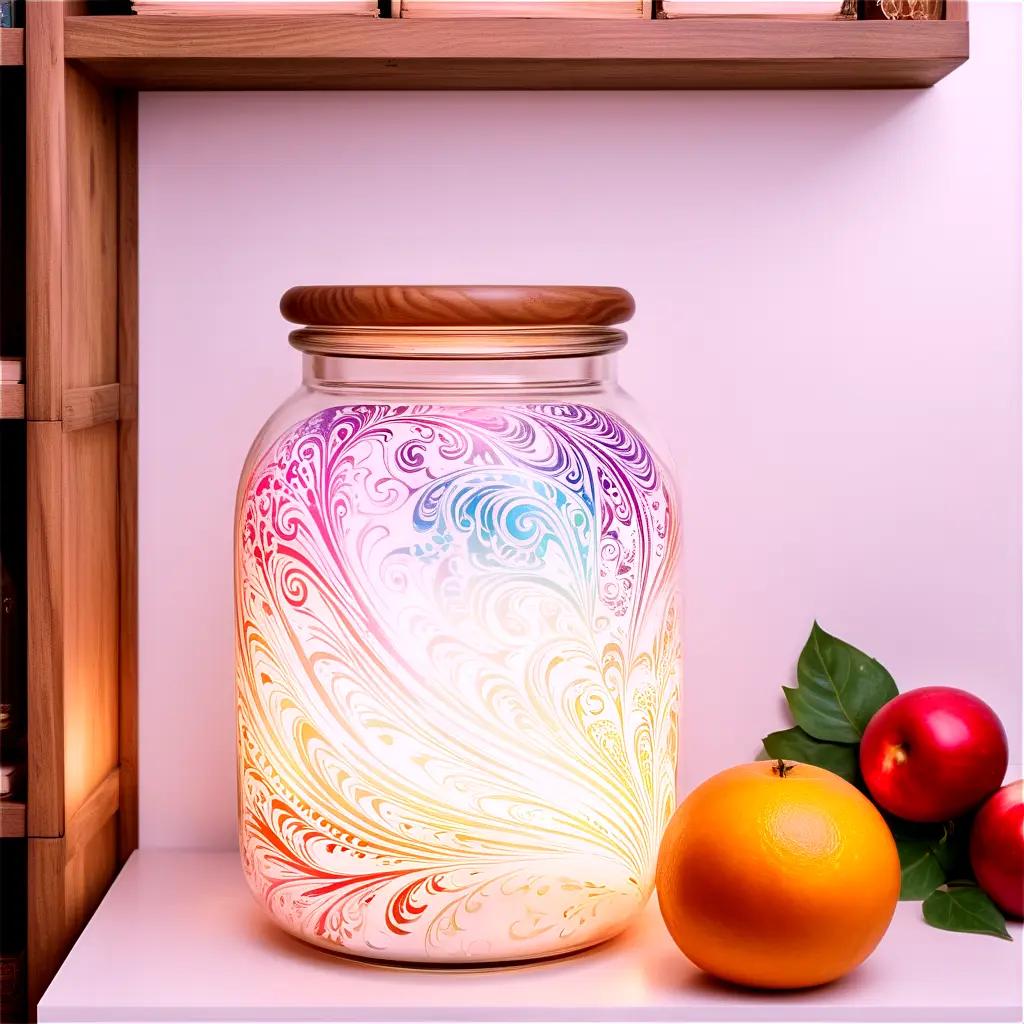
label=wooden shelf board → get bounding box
[0,800,27,837]
[1,382,25,419]
[0,27,24,67]
[38,850,1023,1022]
[63,16,968,90]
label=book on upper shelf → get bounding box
[658,0,854,16]
[0,360,21,384]
[395,0,652,17]
[130,0,378,15]
[861,0,943,17]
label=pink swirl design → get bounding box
[236,402,680,963]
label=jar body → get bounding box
[235,357,681,964]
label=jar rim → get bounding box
[289,325,628,360]
[281,285,633,359]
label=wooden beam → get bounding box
[24,7,128,1013]
[64,768,120,863]
[27,767,121,1011]
[27,839,66,1010]
[27,421,65,837]
[62,383,121,432]
[61,423,120,825]
[117,92,140,862]
[25,3,66,420]
[64,63,119,394]
[63,16,969,90]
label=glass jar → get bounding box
[235,286,681,965]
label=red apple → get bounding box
[859,686,1008,822]
[970,781,1024,919]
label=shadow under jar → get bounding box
[234,285,681,965]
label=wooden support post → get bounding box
[23,1,131,1014]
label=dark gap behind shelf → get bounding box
[0,29,27,1024]
[0,69,24,360]
[0,838,27,1022]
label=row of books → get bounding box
[129,0,942,19]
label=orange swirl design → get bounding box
[235,403,680,962]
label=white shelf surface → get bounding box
[40,850,1022,1024]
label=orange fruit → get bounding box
[656,760,900,989]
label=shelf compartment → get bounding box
[63,16,969,90]
[39,850,1023,1023]
[0,28,24,67]
[0,385,25,420]
[0,800,26,837]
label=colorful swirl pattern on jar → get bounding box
[235,402,680,963]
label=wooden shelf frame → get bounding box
[63,15,969,90]
[23,3,138,1013]
[18,0,970,1018]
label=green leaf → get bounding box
[783,622,898,743]
[894,823,960,900]
[762,726,859,784]
[922,885,1012,940]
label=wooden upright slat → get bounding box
[25,2,67,420]
[27,839,66,1009]
[117,92,140,861]
[28,782,120,1010]
[63,65,118,392]
[27,421,120,834]
[61,424,120,823]
[27,421,65,836]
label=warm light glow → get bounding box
[235,403,680,963]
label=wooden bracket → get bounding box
[62,384,121,432]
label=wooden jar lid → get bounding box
[282,286,633,360]
[281,285,634,330]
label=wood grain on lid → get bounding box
[280,285,635,329]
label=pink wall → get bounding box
[138,2,1022,849]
